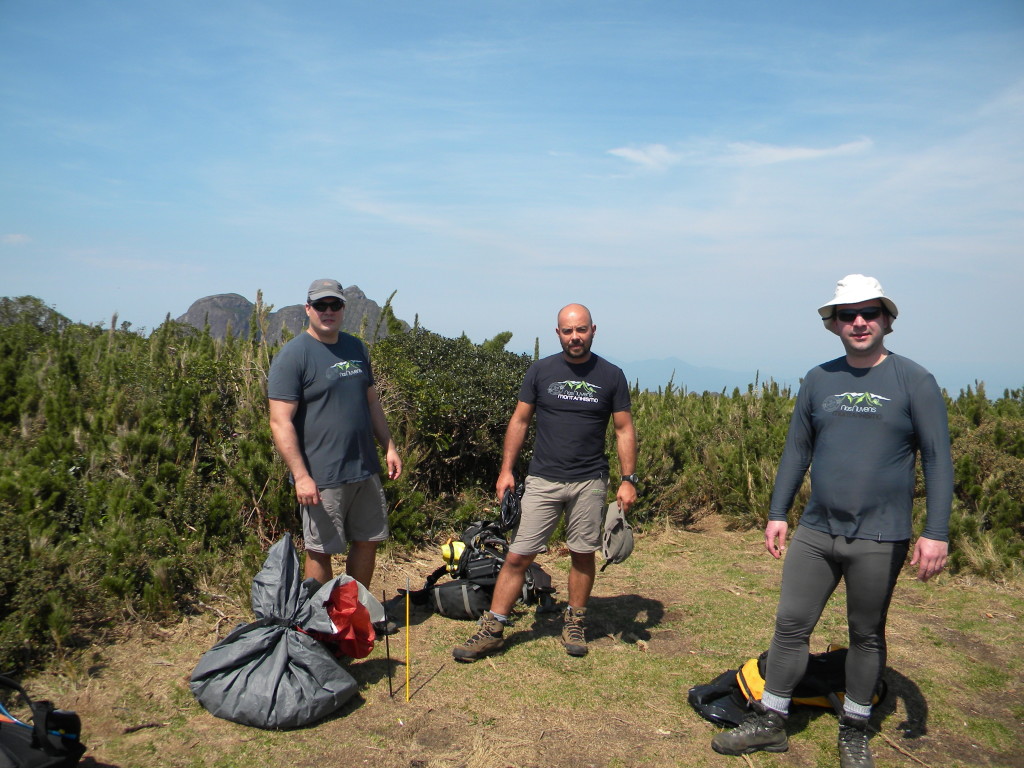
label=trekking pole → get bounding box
[382,590,393,699]
[405,576,411,702]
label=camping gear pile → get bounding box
[393,492,634,620]
[397,519,556,620]
[189,533,385,730]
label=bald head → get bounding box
[557,303,593,327]
[556,304,596,362]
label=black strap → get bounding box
[0,674,58,755]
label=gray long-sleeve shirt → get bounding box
[769,353,953,542]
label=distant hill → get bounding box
[175,286,408,344]
[612,356,793,394]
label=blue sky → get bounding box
[2,1,1022,394]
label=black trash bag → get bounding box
[189,533,385,730]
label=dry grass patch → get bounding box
[18,523,1024,768]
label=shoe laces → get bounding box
[563,614,586,644]
[737,711,776,735]
[839,723,871,759]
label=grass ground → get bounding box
[20,518,1024,768]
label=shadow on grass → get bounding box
[519,593,666,645]
[763,664,930,744]
[876,666,929,738]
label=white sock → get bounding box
[760,691,790,716]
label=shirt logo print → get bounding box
[822,391,891,414]
[326,360,364,380]
[548,380,601,403]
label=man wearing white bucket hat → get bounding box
[712,275,953,768]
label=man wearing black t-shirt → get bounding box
[453,303,637,662]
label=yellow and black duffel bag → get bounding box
[689,645,887,726]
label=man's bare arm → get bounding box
[613,409,638,513]
[496,401,535,500]
[268,398,320,506]
[367,387,402,480]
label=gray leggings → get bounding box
[765,526,909,707]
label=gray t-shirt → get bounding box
[267,332,381,487]
[769,353,953,542]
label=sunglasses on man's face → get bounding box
[835,307,884,323]
[311,299,344,312]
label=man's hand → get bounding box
[765,520,788,559]
[294,475,320,507]
[495,469,517,502]
[616,481,637,513]
[910,536,948,582]
[385,447,402,480]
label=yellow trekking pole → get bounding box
[405,577,411,701]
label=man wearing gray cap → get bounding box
[711,275,953,768]
[268,279,402,588]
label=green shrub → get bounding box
[371,328,531,537]
[0,294,1021,677]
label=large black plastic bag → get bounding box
[189,533,385,730]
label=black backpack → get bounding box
[0,675,85,768]
[400,520,556,620]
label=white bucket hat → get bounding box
[818,274,898,335]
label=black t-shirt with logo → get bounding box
[518,353,631,482]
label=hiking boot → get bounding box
[452,611,505,662]
[711,702,788,756]
[561,606,588,657]
[838,715,875,768]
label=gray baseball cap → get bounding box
[307,279,346,303]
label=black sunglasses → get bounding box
[310,299,344,312]
[835,307,884,323]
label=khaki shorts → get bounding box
[302,475,388,554]
[510,475,609,556]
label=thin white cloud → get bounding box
[333,189,544,263]
[608,137,873,172]
[2,234,31,245]
[724,137,874,166]
[607,143,683,172]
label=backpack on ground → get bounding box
[398,520,556,620]
[0,675,85,768]
[688,645,887,727]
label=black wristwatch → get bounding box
[621,474,639,485]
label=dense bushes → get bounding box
[0,297,289,673]
[945,383,1024,576]
[627,378,800,528]
[0,294,1021,676]
[371,328,532,541]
